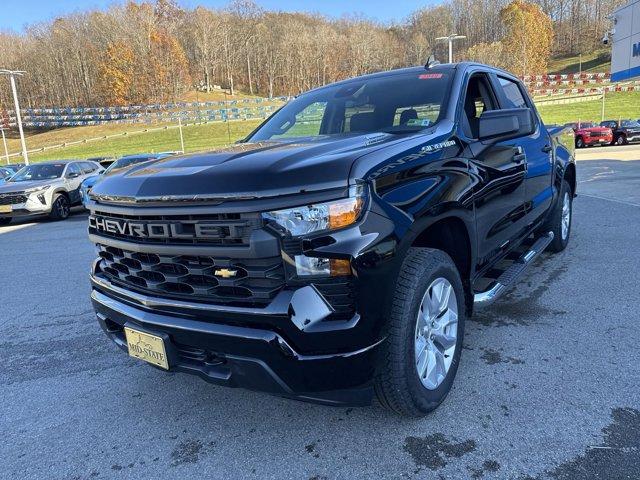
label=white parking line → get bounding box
[0,222,38,234]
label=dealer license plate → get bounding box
[0,205,11,213]
[124,327,169,370]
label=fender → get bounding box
[549,126,577,211]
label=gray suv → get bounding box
[0,160,102,225]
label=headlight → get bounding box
[25,185,51,194]
[262,185,365,237]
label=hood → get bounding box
[90,134,412,202]
[0,179,56,194]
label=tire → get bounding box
[616,135,627,146]
[49,193,70,221]
[375,248,466,417]
[543,179,572,253]
[0,217,11,226]
[575,137,584,149]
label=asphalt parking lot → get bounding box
[1,147,639,480]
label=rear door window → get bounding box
[497,77,528,109]
[66,163,82,177]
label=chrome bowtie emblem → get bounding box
[214,268,237,278]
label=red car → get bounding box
[565,122,613,148]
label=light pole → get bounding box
[0,69,29,165]
[0,126,8,164]
[435,34,467,64]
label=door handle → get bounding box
[541,145,553,153]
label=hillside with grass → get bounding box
[547,49,611,75]
[536,91,640,124]
[3,120,263,162]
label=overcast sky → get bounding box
[1,0,439,32]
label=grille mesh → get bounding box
[0,193,28,205]
[97,244,285,305]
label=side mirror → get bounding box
[478,108,535,144]
[67,172,80,179]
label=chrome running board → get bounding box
[473,232,554,307]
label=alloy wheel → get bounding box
[414,277,458,390]
[561,192,571,241]
[56,197,70,218]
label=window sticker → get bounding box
[406,118,431,127]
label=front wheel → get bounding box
[575,137,584,148]
[616,135,627,146]
[49,194,70,221]
[375,248,466,417]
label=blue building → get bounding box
[610,0,640,82]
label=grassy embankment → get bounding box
[547,49,611,75]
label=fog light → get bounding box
[295,256,329,276]
[294,256,351,277]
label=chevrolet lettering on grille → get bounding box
[89,215,232,239]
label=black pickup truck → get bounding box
[599,119,640,145]
[87,62,575,416]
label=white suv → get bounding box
[0,160,103,225]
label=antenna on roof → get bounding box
[425,54,440,69]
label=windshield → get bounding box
[247,70,453,141]
[105,156,154,174]
[621,120,640,128]
[10,163,65,182]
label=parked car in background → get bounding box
[0,166,15,184]
[5,163,25,173]
[0,160,102,225]
[599,120,640,145]
[87,157,117,170]
[80,153,174,206]
[564,122,613,148]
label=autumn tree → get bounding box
[466,42,508,70]
[97,42,136,105]
[0,0,628,108]
[146,29,191,102]
[500,0,554,76]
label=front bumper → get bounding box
[91,274,384,406]
[584,136,612,145]
[87,191,403,406]
[0,200,51,218]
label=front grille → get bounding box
[96,244,285,306]
[0,193,27,205]
[89,210,262,246]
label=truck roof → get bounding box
[304,62,522,96]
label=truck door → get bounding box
[461,73,528,269]
[492,75,553,228]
